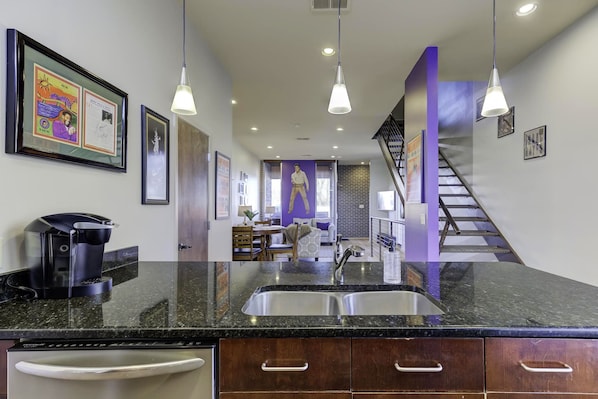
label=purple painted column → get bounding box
[404,47,439,261]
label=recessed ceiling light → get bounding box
[360,161,365,165]
[331,155,336,159]
[336,127,344,131]
[250,126,258,131]
[322,47,335,56]
[275,155,280,159]
[332,145,338,149]
[267,145,273,149]
[516,3,537,16]
[231,99,237,105]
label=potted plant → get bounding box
[243,209,259,225]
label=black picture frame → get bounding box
[141,105,169,204]
[5,29,128,171]
[498,106,515,138]
[475,96,485,121]
[215,151,231,219]
[524,125,547,160]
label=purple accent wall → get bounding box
[404,47,439,261]
[281,160,316,226]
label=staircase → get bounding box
[373,115,522,263]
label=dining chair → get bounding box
[232,226,262,261]
[266,223,300,262]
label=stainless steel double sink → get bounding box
[242,285,445,316]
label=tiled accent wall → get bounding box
[337,165,370,238]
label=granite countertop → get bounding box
[0,260,597,340]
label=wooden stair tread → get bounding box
[441,230,500,236]
[440,245,511,253]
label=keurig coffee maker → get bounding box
[24,213,115,299]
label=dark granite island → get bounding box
[0,260,597,339]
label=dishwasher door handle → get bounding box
[15,357,205,381]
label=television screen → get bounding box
[377,191,395,211]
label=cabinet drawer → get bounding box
[486,338,598,393]
[352,338,484,392]
[488,395,598,399]
[219,338,351,392]
[221,394,352,399]
[355,394,485,399]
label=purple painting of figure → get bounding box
[281,160,316,226]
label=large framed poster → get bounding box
[406,132,424,203]
[5,29,128,171]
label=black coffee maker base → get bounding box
[35,277,113,299]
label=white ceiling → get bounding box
[188,0,598,163]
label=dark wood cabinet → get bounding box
[219,337,598,399]
[219,337,351,392]
[0,340,15,399]
[486,338,598,396]
[352,338,485,392]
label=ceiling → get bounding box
[188,0,598,163]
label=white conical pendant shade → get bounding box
[481,67,508,117]
[328,65,351,115]
[171,66,197,115]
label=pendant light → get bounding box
[328,0,351,115]
[481,0,508,117]
[171,0,197,115]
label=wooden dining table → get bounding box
[252,225,284,260]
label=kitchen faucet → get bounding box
[334,234,364,283]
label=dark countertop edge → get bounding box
[2,326,598,341]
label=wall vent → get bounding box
[311,0,349,12]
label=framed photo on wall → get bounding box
[215,151,231,219]
[524,125,547,160]
[5,29,128,171]
[141,105,169,204]
[475,96,485,121]
[498,106,515,138]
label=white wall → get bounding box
[231,141,260,227]
[0,0,233,271]
[473,8,598,285]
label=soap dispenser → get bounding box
[383,245,401,284]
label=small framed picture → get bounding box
[215,151,231,219]
[498,106,515,138]
[141,105,169,204]
[523,125,546,160]
[475,96,485,121]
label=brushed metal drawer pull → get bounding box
[394,362,443,373]
[261,362,309,372]
[519,361,573,373]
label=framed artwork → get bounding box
[475,96,485,121]
[498,106,515,138]
[215,151,231,219]
[406,131,424,203]
[141,105,169,204]
[5,29,128,171]
[524,125,547,160]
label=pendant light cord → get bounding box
[182,0,187,68]
[337,0,341,66]
[492,0,496,69]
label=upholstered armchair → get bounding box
[296,227,322,261]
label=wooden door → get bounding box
[177,118,209,261]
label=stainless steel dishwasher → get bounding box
[7,340,216,399]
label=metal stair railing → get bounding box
[373,113,522,263]
[437,150,523,263]
[372,115,406,213]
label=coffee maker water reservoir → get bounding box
[24,213,114,299]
